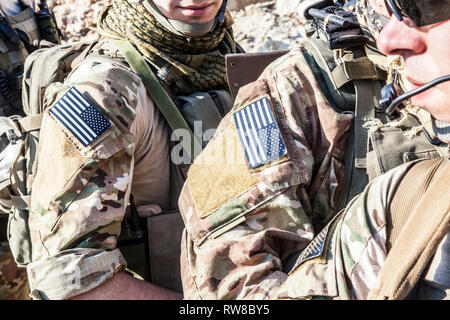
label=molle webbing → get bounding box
[5,6,40,45]
[301,37,386,113]
[302,36,386,210]
[369,158,450,300]
[331,55,386,89]
[0,6,40,116]
[0,6,40,70]
[302,37,355,112]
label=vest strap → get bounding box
[368,158,450,300]
[111,39,202,163]
[177,92,223,132]
[10,195,30,210]
[18,114,42,132]
[332,58,386,89]
[345,80,381,201]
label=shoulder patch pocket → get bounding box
[180,92,309,246]
[187,119,259,220]
[32,83,133,216]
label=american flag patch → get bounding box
[50,87,111,147]
[233,97,287,169]
[288,229,327,275]
[287,214,340,274]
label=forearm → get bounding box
[70,272,182,300]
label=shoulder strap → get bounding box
[110,39,202,162]
[302,36,388,211]
[331,57,386,89]
[368,158,450,300]
[334,79,382,211]
[302,36,360,112]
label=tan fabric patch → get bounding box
[187,123,259,219]
[32,111,87,210]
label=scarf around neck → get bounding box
[98,0,238,95]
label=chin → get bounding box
[184,15,216,23]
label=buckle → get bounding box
[6,129,18,144]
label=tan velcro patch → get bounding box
[187,123,259,219]
[32,110,87,210]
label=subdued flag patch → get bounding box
[50,87,111,146]
[288,214,339,274]
[233,96,287,169]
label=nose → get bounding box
[377,15,426,56]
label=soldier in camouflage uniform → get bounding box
[23,0,241,300]
[0,0,42,300]
[178,0,446,299]
[278,0,450,299]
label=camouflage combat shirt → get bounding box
[26,45,171,300]
[179,46,448,299]
[277,156,449,300]
[179,47,354,299]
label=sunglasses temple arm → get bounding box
[386,0,404,21]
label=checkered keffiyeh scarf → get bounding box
[98,0,238,95]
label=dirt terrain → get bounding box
[46,0,307,52]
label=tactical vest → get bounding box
[300,32,443,210]
[138,87,233,292]
[0,6,40,116]
[0,6,40,247]
[226,30,443,216]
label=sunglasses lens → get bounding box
[396,0,450,26]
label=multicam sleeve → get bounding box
[179,48,354,299]
[26,62,145,300]
[276,162,413,300]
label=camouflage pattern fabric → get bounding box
[25,44,171,300]
[276,156,449,300]
[0,5,41,300]
[0,6,40,116]
[179,47,354,299]
[0,245,30,300]
[276,161,414,299]
[178,1,444,300]
[355,0,389,40]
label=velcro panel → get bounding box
[187,123,259,219]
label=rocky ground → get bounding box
[231,1,306,52]
[46,0,307,52]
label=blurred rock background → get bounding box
[46,0,307,52]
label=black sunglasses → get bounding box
[386,0,450,27]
